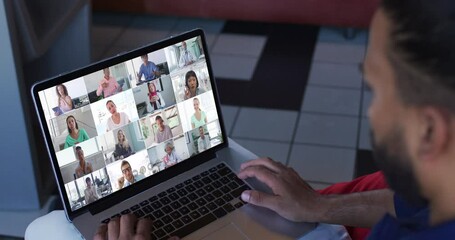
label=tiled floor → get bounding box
[91,12,376,190]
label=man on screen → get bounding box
[197,126,211,153]
[154,115,173,143]
[74,146,93,178]
[84,177,99,204]
[117,160,143,189]
[136,54,161,82]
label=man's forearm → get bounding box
[317,189,395,228]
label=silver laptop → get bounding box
[31,29,314,239]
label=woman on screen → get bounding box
[184,70,205,100]
[54,84,73,116]
[147,82,165,112]
[105,100,130,131]
[191,97,207,129]
[162,142,181,168]
[64,115,89,149]
[113,130,132,160]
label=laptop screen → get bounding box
[35,31,224,212]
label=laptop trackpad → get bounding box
[201,223,249,240]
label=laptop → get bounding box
[31,29,315,239]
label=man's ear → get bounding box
[418,107,451,161]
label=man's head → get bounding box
[75,146,84,162]
[365,0,455,207]
[182,41,187,50]
[86,177,92,188]
[103,68,110,78]
[141,54,148,64]
[121,161,133,182]
[199,126,205,138]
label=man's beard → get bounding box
[370,128,428,207]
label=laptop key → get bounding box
[211,180,222,188]
[234,202,244,208]
[175,183,184,189]
[209,166,218,173]
[201,176,212,184]
[143,205,154,214]
[185,185,196,192]
[201,171,209,176]
[149,196,158,202]
[170,211,182,219]
[177,189,188,196]
[189,211,201,220]
[198,206,209,215]
[212,190,222,198]
[195,198,207,206]
[111,214,121,219]
[172,219,184,229]
[184,179,193,185]
[188,202,198,210]
[223,203,236,213]
[213,207,227,218]
[167,187,176,193]
[151,201,163,209]
[207,202,217,211]
[188,193,198,201]
[139,200,149,206]
[203,185,214,192]
[101,218,110,224]
[153,219,164,228]
[170,213,216,239]
[220,186,230,193]
[162,205,173,214]
[121,209,131,215]
[171,201,182,210]
[204,193,215,202]
[220,177,229,184]
[158,191,167,198]
[193,181,204,188]
[228,181,239,190]
[169,193,179,201]
[209,173,220,180]
[181,215,192,224]
[215,198,225,206]
[133,210,144,218]
[179,197,190,205]
[179,206,190,215]
[222,194,233,202]
[217,167,231,176]
[152,209,164,219]
[162,215,173,224]
[163,224,175,233]
[160,197,171,205]
[154,229,166,238]
[130,204,140,211]
[192,175,201,181]
[196,189,207,197]
[217,163,226,169]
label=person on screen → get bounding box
[84,177,99,204]
[74,146,93,178]
[147,82,165,112]
[140,118,150,139]
[118,160,143,189]
[96,68,121,98]
[136,54,161,82]
[64,115,89,149]
[184,70,205,100]
[162,142,181,169]
[197,126,211,153]
[191,98,207,129]
[54,84,73,116]
[154,115,173,143]
[105,100,131,132]
[178,41,196,67]
[113,130,132,160]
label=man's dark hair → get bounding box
[75,146,82,151]
[381,0,455,112]
[85,177,91,183]
[121,160,130,169]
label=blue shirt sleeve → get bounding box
[394,193,426,219]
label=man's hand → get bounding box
[93,214,151,240]
[237,157,325,222]
[93,214,180,240]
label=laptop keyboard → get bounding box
[101,163,251,240]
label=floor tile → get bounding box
[289,144,356,183]
[308,62,363,89]
[317,27,368,45]
[211,54,259,80]
[295,113,359,148]
[232,107,298,142]
[113,29,170,48]
[362,90,372,117]
[313,42,366,64]
[232,138,290,164]
[220,104,239,135]
[301,86,361,116]
[172,18,225,34]
[358,117,372,150]
[212,34,267,57]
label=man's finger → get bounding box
[240,157,284,173]
[241,190,279,211]
[237,165,281,191]
[135,217,153,237]
[119,214,136,238]
[107,217,120,240]
[93,224,107,240]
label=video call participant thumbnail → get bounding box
[113,130,132,160]
[178,41,196,67]
[154,115,173,143]
[54,84,74,116]
[184,70,205,100]
[136,54,161,82]
[105,100,131,132]
[74,146,93,178]
[191,97,207,129]
[97,68,121,98]
[84,177,99,204]
[147,82,165,111]
[162,142,181,169]
[197,126,211,153]
[64,115,89,149]
[117,160,143,189]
